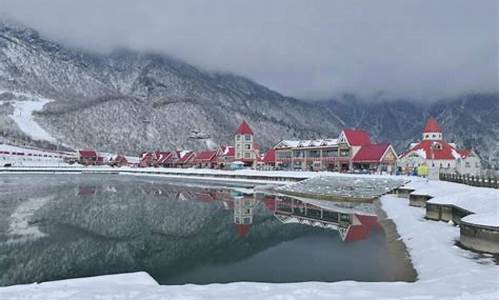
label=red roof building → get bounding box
[424,117,442,133]
[234,120,259,167]
[235,120,254,135]
[77,149,99,165]
[216,144,235,168]
[193,150,218,168]
[176,151,196,167]
[352,143,397,163]
[340,129,371,146]
[110,154,128,167]
[261,149,276,165]
[398,117,481,176]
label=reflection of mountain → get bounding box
[0,175,402,286]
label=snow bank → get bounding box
[462,213,499,228]
[427,188,499,215]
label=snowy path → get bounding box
[9,99,57,143]
[0,194,497,299]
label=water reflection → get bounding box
[270,195,381,242]
[0,175,407,286]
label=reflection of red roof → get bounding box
[352,144,391,163]
[263,197,276,212]
[78,186,96,196]
[424,117,442,133]
[344,225,369,241]
[343,129,371,146]
[344,215,381,242]
[235,224,252,238]
[235,120,253,135]
[194,151,217,162]
[401,140,458,160]
[79,150,97,158]
[262,149,275,163]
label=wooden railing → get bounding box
[439,173,499,189]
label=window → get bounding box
[308,150,320,157]
[432,134,435,138]
[245,144,251,150]
[293,151,305,158]
[277,151,292,159]
[465,162,470,168]
[425,134,429,139]
[244,153,250,158]
[236,135,241,141]
[324,150,338,157]
[340,149,350,157]
[244,135,251,141]
[432,143,442,150]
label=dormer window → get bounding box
[432,143,442,150]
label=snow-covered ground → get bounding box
[8,98,57,143]
[404,179,499,227]
[0,192,497,299]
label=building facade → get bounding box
[234,120,259,167]
[398,117,481,177]
[271,129,397,172]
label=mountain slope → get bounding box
[0,20,344,153]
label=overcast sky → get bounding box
[0,0,498,101]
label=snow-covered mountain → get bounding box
[0,20,344,154]
[0,20,497,167]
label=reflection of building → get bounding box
[270,196,380,242]
[233,193,258,238]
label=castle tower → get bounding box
[422,117,443,141]
[234,120,256,167]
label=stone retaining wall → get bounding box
[409,194,432,207]
[460,221,499,254]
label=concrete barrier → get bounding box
[409,194,432,207]
[396,187,415,198]
[425,202,473,225]
[460,221,499,254]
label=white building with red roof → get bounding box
[398,117,481,177]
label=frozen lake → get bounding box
[0,174,415,286]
